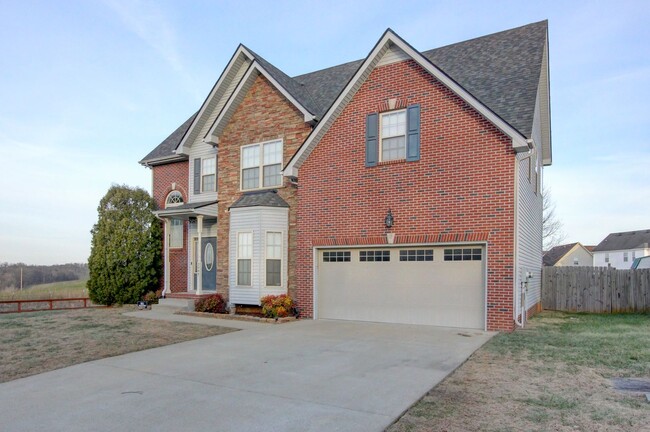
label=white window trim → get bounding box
[379,109,407,163]
[169,218,184,249]
[240,139,284,191]
[165,191,184,208]
[201,156,217,193]
[264,230,284,288]
[236,231,253,287]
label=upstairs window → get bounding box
[241,140,283,190]
[605,253,610,263]
[573,257,579,266]
[365,104,420,166]
[380,110,406,161]
[202,157,216,192]
[623,252,629,262]
[165,191,183,207]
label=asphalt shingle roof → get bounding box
[593,230,650,252]
[543,243,578,266]
[229,190,289,209]
[140,112,197,164]
[141,21,547,164]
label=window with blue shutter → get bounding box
[365,113,378,167]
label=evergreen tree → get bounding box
[87,185,162,305]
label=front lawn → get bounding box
[0,306,236,383]
[388,312,650,431]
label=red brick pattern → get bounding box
[152,162,189,293]
[296,60,517,331]
[216,74,312,300]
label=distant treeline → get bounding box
[0,263,89,290]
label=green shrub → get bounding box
[261,294,294,318]
[195,294,226,314]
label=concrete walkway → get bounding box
[0,314,494,432]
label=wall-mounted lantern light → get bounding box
[384,209,394,228]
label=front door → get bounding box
[201,237,217,291]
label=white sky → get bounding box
[1,0,648,264]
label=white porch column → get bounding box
[196,215,203,295]
[163,218,171,296]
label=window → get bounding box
[605,253,610,263]
[241,140,282,190]
[444,248,482,261]
[323,251,350,262]
[266,232,282,286]
[237,232,252,286]
[623,252,629,262]
[380,110,406,161]
[573,257,579,266]
[360,250,390,262]
[170,219,183,248]
[165,191,183,207]
[202,157,216,192]
[633,251,636,260]
[400,249,433,262]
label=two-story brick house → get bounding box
[140,21,551,331]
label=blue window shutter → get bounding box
[365,113,378,167]
[406,104,421,161]
[194,158,201,194]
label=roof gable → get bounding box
[593,229,650,252]
[139,112,196,166]
[141,21,549,169]
[285,27,540,176]
[543,242,592,266]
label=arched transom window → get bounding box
[165,191,184,208]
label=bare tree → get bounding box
[542,185,566,250]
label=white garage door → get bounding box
[317,246,485,329]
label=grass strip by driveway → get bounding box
[0,306,236,383]
[388,312,650,432]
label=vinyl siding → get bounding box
[376,44,409,67]
[516,87,544,311]
[593,248,650,268]
[229,207,289,305]
[188,59,251,203]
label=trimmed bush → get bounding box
[261,294,294,318]
[195,294,226,314]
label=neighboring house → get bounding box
[543,242,593,266]
[139,21,551,331]
[592,229,650,268]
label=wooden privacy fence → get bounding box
[542,267,650,313]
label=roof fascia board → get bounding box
[285,29,530,176]
[175,45,252,155]
[139,154,188,167]
[204,61,316,143]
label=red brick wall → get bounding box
[296,60,517,331]
[216,74,312,300]
[152,161,189,293]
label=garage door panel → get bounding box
[318,247,484,329]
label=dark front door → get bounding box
[202,237,217,291]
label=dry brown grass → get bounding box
[0,306,236,383]
[388,312,650,432]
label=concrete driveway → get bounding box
[0,317,493,432]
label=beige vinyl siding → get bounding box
[376,44,409,67]
[229,207,289,305]
[516,88,544,311]
[555,246,593,266]
[189,144,218,202]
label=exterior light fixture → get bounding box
[384,209,394,228]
